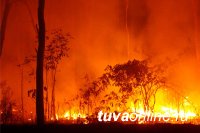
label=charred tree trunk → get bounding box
[0,0,12,56]
[45,65,49,120]
[51,66,57,120]
[20,68,24,122]
[192,0,200,64]
[36,0,45,125]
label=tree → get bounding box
[0,0,12,56]
[79,75,94,116]
[137,63,166,112]
[45,29,70,120]
[36,0,45,125]
[79,59,166,114]
[104,60,166,113]
[78,73,111,115]
[23,29,71,121]
[0,0,36,56]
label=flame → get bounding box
[160,106,196,118]
[60,111,86,120]
[51,89,198,124]
[63,111,70,119]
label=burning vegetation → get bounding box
[49,59,199,124]
[2,58,199,124]
[0,0,200,127]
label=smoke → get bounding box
[144,0,200,105]
[0,0,199,112]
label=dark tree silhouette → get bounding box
[0,0,36,56]
[23,29,71,121]
[104,60,166,112]
[36,0,45,125]
[78,73,110,115]
[78,59,166,114]
[45,29,70,120]
[0,0,12,56]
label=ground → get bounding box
[1,123,200,133]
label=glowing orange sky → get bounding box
[0,0,200,113]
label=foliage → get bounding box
[45,29,71,70]
[26,29,71,99]
[78,59,166,113]
[24,29,71,120]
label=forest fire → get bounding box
[46,89,199,124]
[0,0,200,133]
[1,53,200,125]
[54,105,198,124]
[36,58,200,125]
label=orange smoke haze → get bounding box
[0,0,200,115]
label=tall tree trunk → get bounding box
[21,68,24,122]
[192,0,200,64]
[45,66,49,120]
[51,67,57,120]
[36,0,45,125]
[0,0,12,56]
